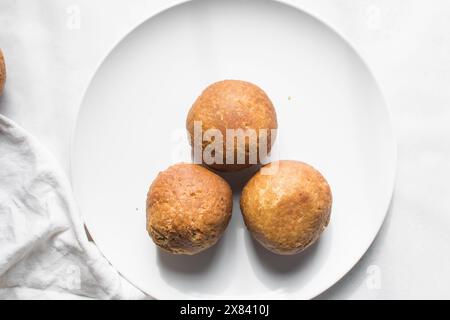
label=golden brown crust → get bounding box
[146,163,233,255]
[240,160,332,255]
[0,49,5,96]
[186,80,277,172]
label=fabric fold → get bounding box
[0,114,146,299]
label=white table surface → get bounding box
[1,0,449,299]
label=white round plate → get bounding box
[72,0,396,299]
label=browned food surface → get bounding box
[0,49,5,95]
[240,160,332,255]
[146,163,233,255]
[186,80,278,172]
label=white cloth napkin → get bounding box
[0,114,145,299]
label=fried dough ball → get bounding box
[240,160,332,255]
[146,163,233,255]
[0,49,5,95]
[186,80,277,172]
